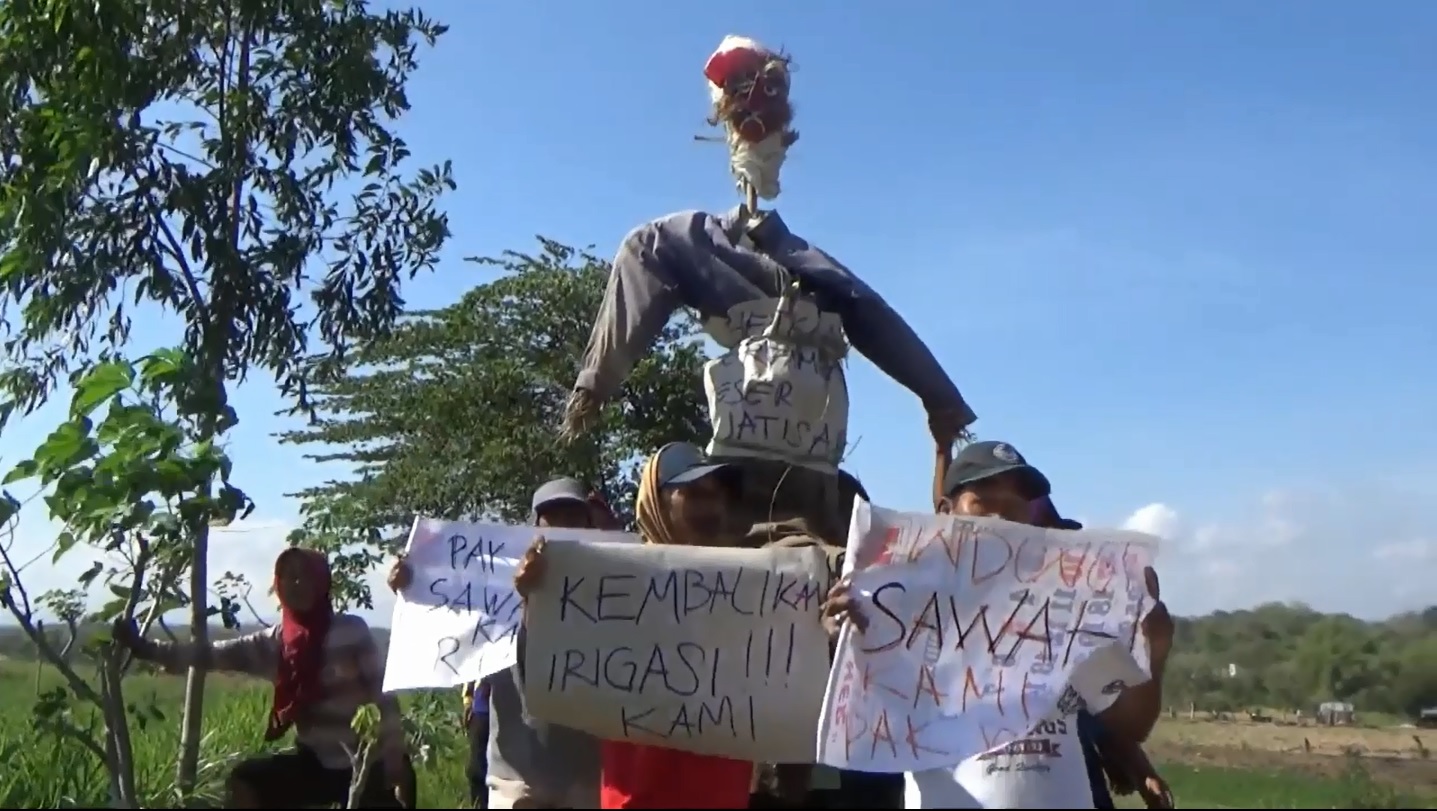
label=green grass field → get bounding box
[0,659,1429,808]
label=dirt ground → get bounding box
[1149,718,1437,790]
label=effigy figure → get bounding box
[565,35,975,545]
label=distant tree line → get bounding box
[4,603,1433,719]
[1165,602,1437,719]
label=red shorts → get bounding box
[600,740,753,809]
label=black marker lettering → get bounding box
[559,576,597,623]
[595,574,637,621]
[435,637,461,675]
[861,581,908,653]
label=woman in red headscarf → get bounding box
[115,547,414,808]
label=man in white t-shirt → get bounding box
[826,441,1174,809]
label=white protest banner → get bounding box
[522,541,832,762]
[381,519,638,692]
[816,501,1160,773]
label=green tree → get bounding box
[1391,636,1437,718]
[0,354,251,807]
[281,239,709,608]
[1160,602,1437,718]
[0,0,452,797]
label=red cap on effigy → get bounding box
[702,35,794,146]
[703,36,773,89]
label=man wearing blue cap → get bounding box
[849,439,1175,809]
[388,477,609,809]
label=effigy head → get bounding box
[704,36,797,148]
[703,36,798,204]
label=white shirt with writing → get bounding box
[904,644,1149,809]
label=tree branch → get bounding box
[0,541,106,707]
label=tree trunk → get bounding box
[101,657,140,808]
[176,523,211,799]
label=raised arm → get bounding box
[933,440,953,512]
[573,221,686,408]
[749,217,977,435]
[840,276,973,427]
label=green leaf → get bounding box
[0,0,456,626]
[138,349,184,386]
[71,360,134,417]
[51,531,78,563]
[98,596,128,619]
[0,492,19,526]
[34,419,97,471]
[78,560,104,587]
[3,459,39,484]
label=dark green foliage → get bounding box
[281,239,710,609]
[0,0,454,417]
[1164,603,1437,718]
[0,0,455,800]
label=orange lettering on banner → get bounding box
[981,722,1022,750]
[961,666,982,711]
[957,666,1009,716]
[872,525,902,567]
[862,661,910,702]
[970,533,1015,586]
[1086,542,1120,592]
[831,660,857,725]
[904,714,951,759]
[1015,536,1093,588]
[869,708,897,758]
[842,711,868,760]
[908,523,967,571]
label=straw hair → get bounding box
[635,451,683,546]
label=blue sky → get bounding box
[5,1,1435,623]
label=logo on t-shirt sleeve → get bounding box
[1101,679,1127,696]
[1056,684,1087,715]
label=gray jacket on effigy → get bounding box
[574,208,977,428]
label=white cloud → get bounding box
[1107,481,1437,619]
[1181,489,1306,552]
[1122,502,1180,539]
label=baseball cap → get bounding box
[651,442,730,488]
[531,477,589,515]
[1031,496,1083,530]
[942,440,1051,501]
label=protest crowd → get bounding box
[112,35,1177,810]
